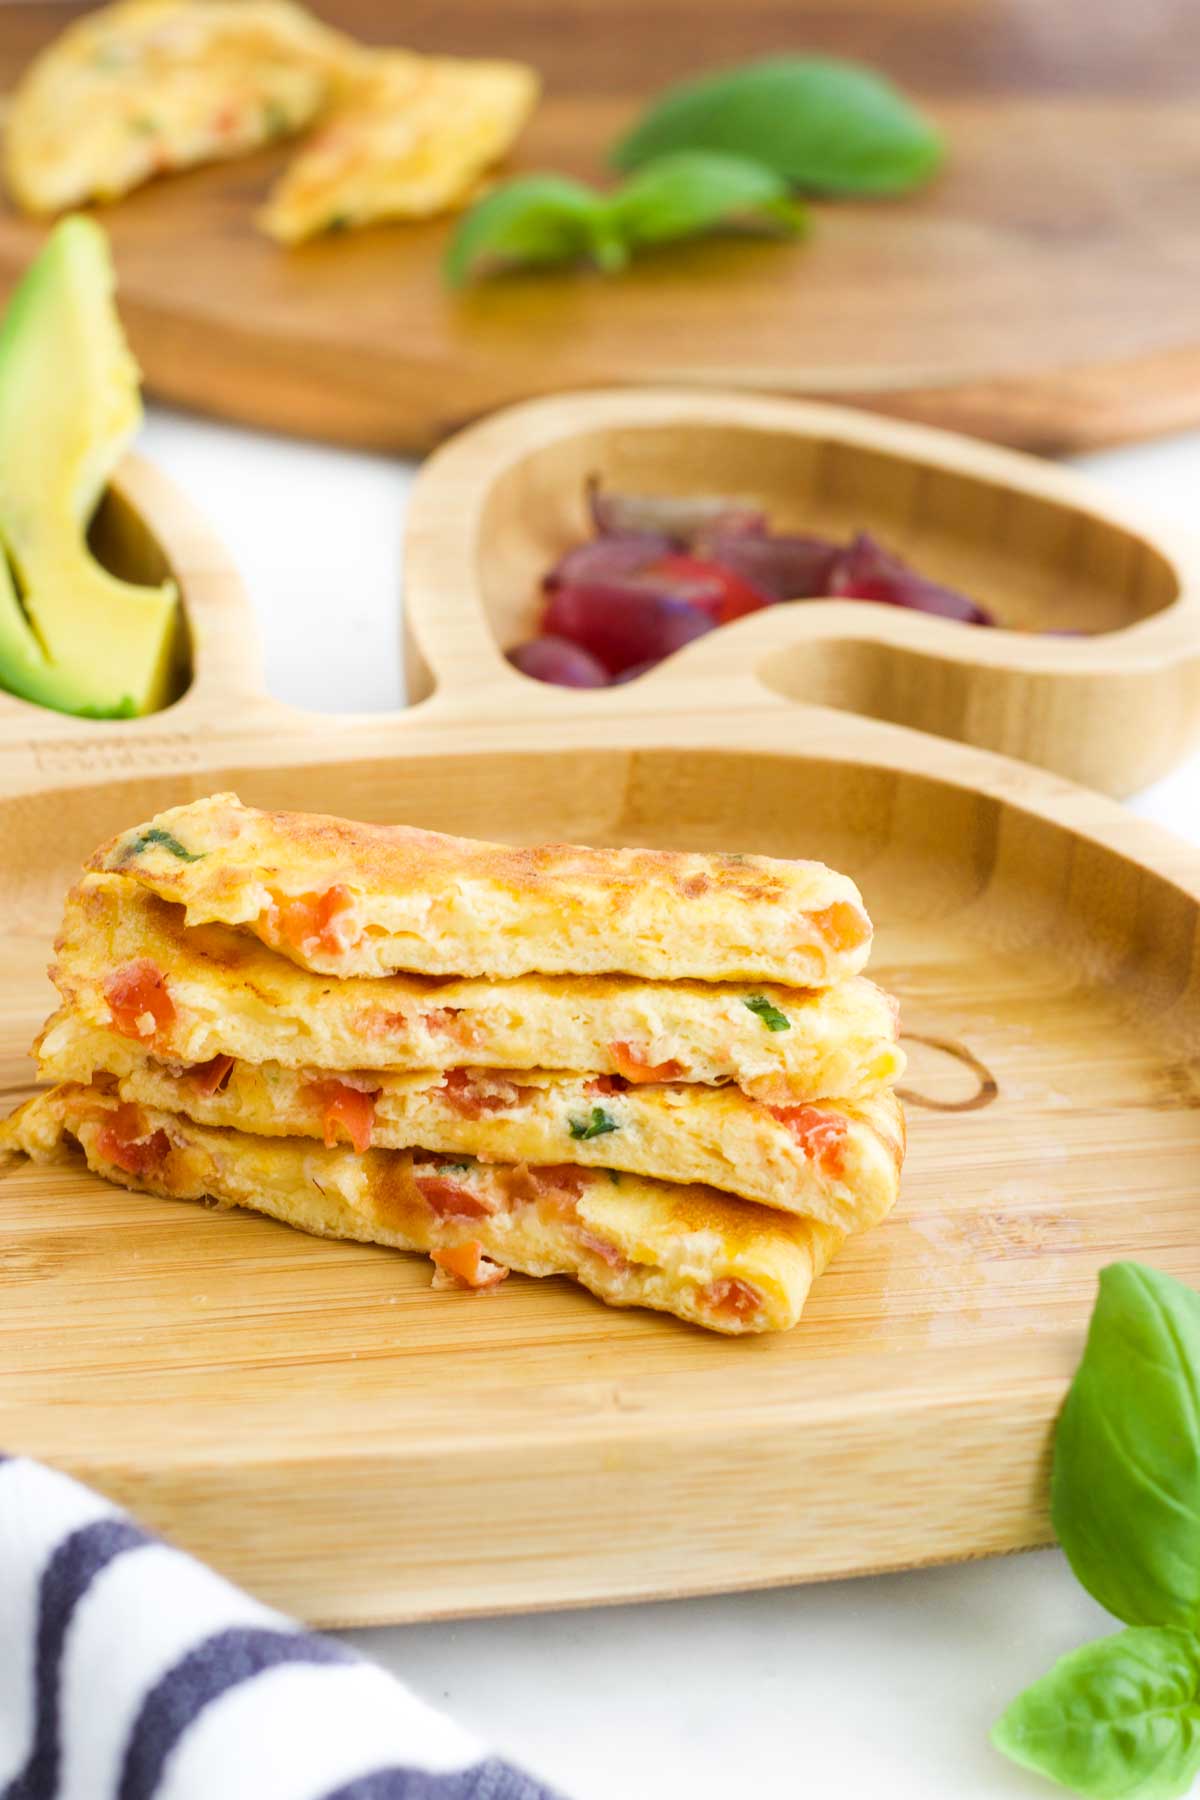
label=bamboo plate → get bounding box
[405,389,1200,798]
[1,444,1199,1628]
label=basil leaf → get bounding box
[1054,1263,1200,1630]
[612,56,943,197]
[446,155,807,286]
[601,150,806,248]
[993,1626,1200,1800]
[123,826,205,862]
[744,994,791,1032]
[569,1107,618,1141]
[443,174,612,287]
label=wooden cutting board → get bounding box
[2,0,1200,454]
[1,430,1199,1626]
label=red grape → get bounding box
[534,492,1001,690]
[507,635,610,687]
[543,579,715,674]
[828,533,993,625]
[695,531,840,601]
[646,554,771,623]
[544,533,674,590]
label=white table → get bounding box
[139,406,1200,1800]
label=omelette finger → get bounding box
[0,1083,843,1335]
[91,792,874,986]
[39,1016,905,1227]
[260,50,539,243]
[5,0,356,215]
[53,876,904,1102]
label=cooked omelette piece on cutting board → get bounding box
[4,0,355,212]
[260,49,539,242]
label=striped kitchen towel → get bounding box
[0,1454,565,1800]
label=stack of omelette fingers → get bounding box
[0,793,906,1335]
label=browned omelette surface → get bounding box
[92,792,874,985]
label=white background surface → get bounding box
[138,405,1200,1800]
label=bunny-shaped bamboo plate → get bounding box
[0,414,1197,1627]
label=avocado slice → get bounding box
[0,216,179,718]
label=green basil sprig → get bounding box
[994,1264,1200,1798]
[444,152,806,286]
[995,1627,1200,1800]
[606,152,802,249]
[1053,1263,1200,1631]
[612,56,943,197]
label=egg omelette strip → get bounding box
[260,49,539,243]
[39,1014,904,1227]
[5,0,356,215]
[56,876,904,1102]
[0,1083,844,1335]
[92,793,874,985]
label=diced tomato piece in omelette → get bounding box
[96,1101,171,1177]
[190,1054,235,1095]
[808,900,870,954]
[104,961,176,1041]
[431,1241,509,1288]
[609,1041,684,1083]
[414,1170,492,1220]
[266,885,356,957]
[304,1079,377,1153]
[765,1102,848,1176]
[576,1229,630,1272]
[703,1276,763,1324]
[439,1069,523,1117]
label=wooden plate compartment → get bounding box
[405,390,1200,797]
